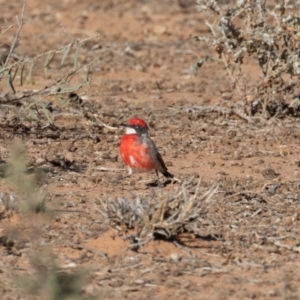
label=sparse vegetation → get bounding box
[99,177,218,248]
[15,249,89,300]
[5,141,47,213]
[195,0,300,119]
[1,0,300,299]
[0,0,100,126]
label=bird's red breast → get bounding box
[120,134,158,171]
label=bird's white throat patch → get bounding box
[125,127,137,134]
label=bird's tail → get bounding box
[161,169,174,179]
[156,152,180,182]
[161,169,181,183]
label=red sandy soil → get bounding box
[0,1,300,299]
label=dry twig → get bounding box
[2,0,26,70]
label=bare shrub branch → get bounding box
[195,0,300,119]
[1,0,26,73]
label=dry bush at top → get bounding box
[0,1,101,118]
[98,177,218,248]
[195,0,300,119]
[0,0,105,151]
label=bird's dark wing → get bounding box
[156,151,174,178]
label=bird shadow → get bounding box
[146,179,172,188]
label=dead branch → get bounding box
[0,0,26,76]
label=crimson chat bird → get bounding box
[120,117,179,185]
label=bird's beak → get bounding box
[120,123,127,127]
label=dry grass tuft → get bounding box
[99,177,219,247]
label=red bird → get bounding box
[120,117,178,184]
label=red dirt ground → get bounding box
[1,1,300,299]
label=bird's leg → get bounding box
[123,167,133,178]
[128,167,133,176]
[155,170,162,187]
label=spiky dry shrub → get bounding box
[0,141,45,221]
[15,248,90,300]
[0,32,99,101]
[0,1,101,126]
[0,141,51,254]
[99,178,218,247]
[5,140,47,214]
[0,192,16,220]
[0,141,91,300]
[195,0,300,119]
